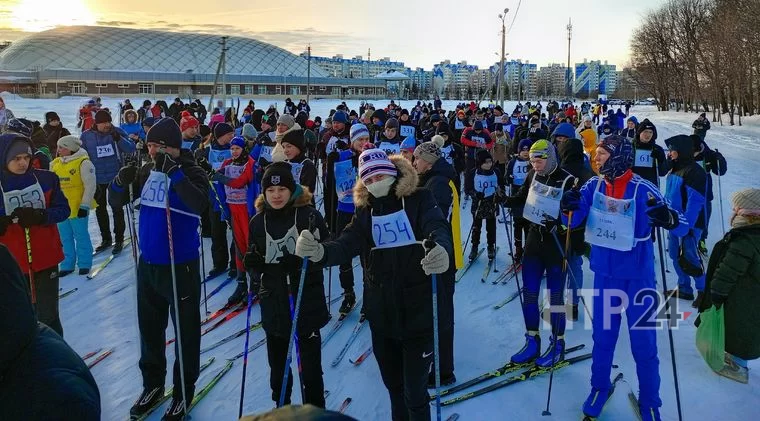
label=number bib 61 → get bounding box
[372,209,416,250]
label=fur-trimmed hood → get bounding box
[254,185,313,213]
[353,154,419,207]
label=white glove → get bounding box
[421,243,449,275]
[295,229,324,262]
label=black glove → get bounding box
[711,292,727,309]
[279,250,303,267]
[651,147,665,163]
[560,189,581,212]
[646,193,676,229]
[0,215,12,236]
[541,213,563,232]
[77,207,88,218]
[243,248,265,269]
[11,207,47,228]
[197,157,213,176]
[154,151,179,174]
[115,163,138,187]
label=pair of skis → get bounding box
[331,317,367,367]
[83,347,114,369]
[87,238,132,279]
[322,298,362,348]
[455,248,484,282]
[480,247,500,283]
[491,262,522,285]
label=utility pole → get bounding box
[566,18,572,99]
[207,36,228,114]
[306,44,311,103]
[497,9,508,108]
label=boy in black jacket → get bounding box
[465,149,505,262]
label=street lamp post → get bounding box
[496,9,509,108]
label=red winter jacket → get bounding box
[460,127,494,149]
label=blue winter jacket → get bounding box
[664,135,708,231]
[566,174,688,280]
[80,127,135,184]
[119,122,144,141]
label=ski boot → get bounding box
[78,268,90,276]
[468,245,480,262]
[94,240,112,253]
[510,332,541,364]
[692,291,705,309]
[535,336,565,367]
[162,393,191,421]
[226,275,248,306]
[59,269,74,278]
[339,291,356,318]
[228,267,238,279]
[112,240,124,255]
[129,386,165,419]
[207,266,226,279]
[487,244,496,260]
[582,386,614,419]
[637,405,662,421]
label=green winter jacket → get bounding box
[698,224,760,360]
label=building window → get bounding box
[216,85,224,95]
[245,85,253,95]
[258,85,267,95]
[319,86,326,92]
[276,86,282,95]
[95,83,107,88]
[230,85,240,95]
[332,87,340,95]
[358,88,364,95]
[309,86,314,91]
[69,82,85,94]
[138,83,153,94]
[290,86,300,96]
[117,84,130,88]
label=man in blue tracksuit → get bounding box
[561,135,688,421]
[664,135,709,307]
[109,118,209,421]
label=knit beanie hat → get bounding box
[142,117,156,128]
[146,117,183,149]
[529,139,558,176]
[431,135,445,147]
[180,113,199,132]
[473,121,484,130]
[332,110,348,124]
[57,135,82,152]
[430,113,441,123]
[45,111,61,123]
[263,114,277,127]
[5,138,32,165]
[230,136,246,149]
[242,123,257,140]
[277,114,295,129]
[358,149,397,183]
[281,129,305,152]
[476,149,492,166]
[199,124,211,138]
[529,127,546,141]
[6,119,32,138]
[362,110,374,122]
[731,188,760,217]
[384,118,399,130]
[598,135,633,179]
[95,109,111,124]
[213,122,234,139]
[518,138,533,152]
[400,136,417,152]
[262,161,296,193]
[414,141,441,164]
[350,124,370,143]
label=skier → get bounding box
[576,115,599,173]
[692,112,711,142]
[491,117,512,178]
[179,111,202,151]
[120,109,143,145]
[465,149,504,262]
[0,133,69,336]
[460,121,493,190]
[505,138,533,263]
[42,111,72,153]
[501,139,577,368]
[692,135,727,254]
[376,118,403,156]
[619,116,639,140]
[281,129,318,196]
[560,135,689,421]
[697,187,760,384]
[413,137,460,386]
[271,114,302,163]
[211,136,259,305]
[399,135,418,162]
[631,119,669,186]
[110,118,209,421]
[663,134,708,307]
[242,162,329,407]
[295,149,453,421]
[398,109,417,139]
[50,135,96,277]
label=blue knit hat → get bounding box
[400,135,417,152]
[230,136,246,149]
[598,135,633,179]
[518,138,533,152]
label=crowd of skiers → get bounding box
[0,91,758,421]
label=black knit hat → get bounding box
[146,117,182,149]
[199,124,211,138]
[476,149,493,166]
[213,122,234,139]
[45,111,60,123]
[281,129,305,152]
[262,162,296,193]
[95,109,111,124]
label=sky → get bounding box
[0,0,662,70]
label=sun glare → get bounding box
[11,0,96,32]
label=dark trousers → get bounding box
[95,183,125,244]
[137,257,201,400]
[372,330,433,421]
[513,216,529,252]
[336,211,355,292]
[266,330,325,408]
[438,276,455,377]
[472,217,497,245]
[209,209,234,270]
[28,266,62,336]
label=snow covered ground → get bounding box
[5,95,759,420]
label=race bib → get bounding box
[3,181,45,214]
[471,136,486,147]
[474,173,498,197]
[326,137,340,155]
[440,145,454,165]
[208,147,232,170]
[378,142,401,156]
[96,143,115,158]
[289,161,304,181]
[400,125,416,138]
[181,140,194,150]
[140,171,169,209]
[585,183,637,251]
[334,160,357,204]
[454,120,465,130]
[372,208,416,250]
[523,178,563,225]
[223,164,247,204]
[265,221,298,264]
[512,161,530,186]
[634,149,653,168]
[259,145,274,163]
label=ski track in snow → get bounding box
[7,95,758,420]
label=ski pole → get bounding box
[647,193,684,421]
[499,204,523,307]
[23,227,36,304]
[715,149,726,236]
[164,168,189,416]
[461,200,481,258]
[199,225,209,314]
[278,216,314,407]
[423,236,442,421]
[237,267,256,418]
[654,159,671,274]
[126,183,139,282]
[545,216,593,322]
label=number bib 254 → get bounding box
[372,208,416,250]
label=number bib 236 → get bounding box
[372,208,416,250]
[96,143,115,158]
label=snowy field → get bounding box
[4,95,759,420]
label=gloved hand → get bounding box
[646,194,676,229]
[541,213,563,232]
[561,189,581,212]
[154,151,179,174]
[279,249,304,267]
[115,163,138,187]
[197,157,213,176]
[711,292,728,309]
[651,147,665,163]
[77,207,89,218]
[11,207,47,228]
[211,171,233,185]
[421,239,449,275]
[295,229,324,262]
[243,247,265,269]
[0,215,12,236]
[135,140,145,150]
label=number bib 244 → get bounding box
[585,180,637,251]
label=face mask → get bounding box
[366,176,395,198]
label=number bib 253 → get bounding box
[2,181,45,214]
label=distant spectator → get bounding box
[121,98,134,111]
[692,112,711,141]
[42,112,72,153]
[137,100,152,123]
[0,96,15,132]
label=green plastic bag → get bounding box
[696,305,726,372]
